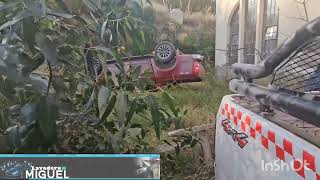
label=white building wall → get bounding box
[277,0,320,43]
[215,0,239,66]
[215,0,320,69]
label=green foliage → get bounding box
[177,31,215,62]
[146,95,161,139]
[98,86,112,119]
[0,0,197,154]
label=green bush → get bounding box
[177,30,215,62]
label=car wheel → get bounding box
[154,41,176,64]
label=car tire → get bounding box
[154,41,176,64]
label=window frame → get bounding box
[262,0,279,59]
[228,5,240,65]
[244,0,258,64]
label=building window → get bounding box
[244,0,257,64]
[228,5,239,65]
[262,0,279,59]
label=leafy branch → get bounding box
[0,0,187,154]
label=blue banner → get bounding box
[0,154,160,180]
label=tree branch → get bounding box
[292,0,309,22]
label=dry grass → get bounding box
[183,11,215,27]
[152,2,215,39]
[152,3,170,24]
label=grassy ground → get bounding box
[161,71,231,128]
[141,71,231,148]
[157,71,231,179]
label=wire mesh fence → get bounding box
[272,37,320,93]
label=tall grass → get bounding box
[161,72,231,127]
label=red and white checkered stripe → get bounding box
[221,101,320,180]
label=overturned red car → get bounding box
[101,42,205,86]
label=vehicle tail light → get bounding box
[193,61,200,77]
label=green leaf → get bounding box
[35,97,58,143]
[0,109,9,131]
[0,46,47,93]
[23,17,38,52]
[35,34,58,65]
[46,8,74,18]
[125,99,136,126]
[110,70,119,87]
[127,0,143,16]
[0,76,15,100]
[79,137,85,144]
[162,92,178,117]
[82,0,98,12]
[99,95,116,123]
[98,86,111,119]
[140,30,145,45]
[0,18,22,31]
[84,89,96,111]
[175,146,180,155]
[53,0,71,13]
[130,123,142,128]
[146,95,161,139]
[6,125,20,149]
[0,0,45,31]
[114,91,128,129]
[141,128,148,139]
[131,65,141,80]
[20,103,36,126]
[101,18,109,41]
[28,0,46,17]
[19,52,44,75]
[104,120,116,131]
[0,1,20,11]
[118,23,127,42]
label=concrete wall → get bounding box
[215,0,320,69]
[277,0,320,43]
[215,0,240,66]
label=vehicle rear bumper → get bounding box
[215,95,320,180]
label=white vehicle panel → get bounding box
[215,95,320,180]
